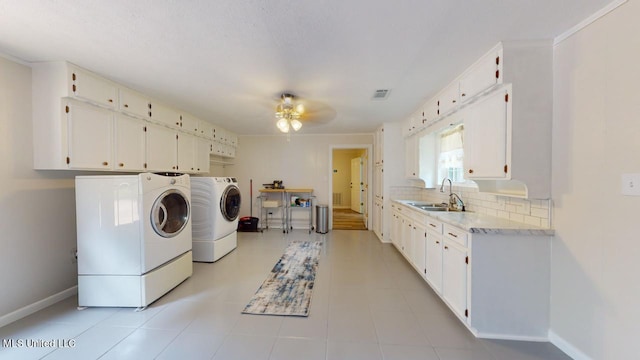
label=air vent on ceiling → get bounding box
[372,89,391,100]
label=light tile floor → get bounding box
[0,230,572,360]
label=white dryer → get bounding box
[75,173,193,308]
[191,177,240,262]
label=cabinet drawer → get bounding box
[426,218,443,234]
[444,224,468,247]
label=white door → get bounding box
[115,114,145,171]
[177,132,196,172]
[350,157,363,213]
[146,123,177,171]
[66,100,113,170]
[442,239,468,319]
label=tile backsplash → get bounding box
[390,185,551,228]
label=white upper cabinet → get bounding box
[150,102,181,129]
[69,65,118,109]
[196,138,211,173]
[65,99,113,170]
[114,114,146,171]
[119,88,150,120]
[405,135,419,179]
[32,61,237,172]
[459,45,503,103]
[198,120,214,139]
[463,86,510,179]
[145,123,177,172]
[437,81,460,117]
[177,132,197,172]
[180,113,199,134]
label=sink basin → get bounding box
[417,205,449,211]
[405,202,449,211]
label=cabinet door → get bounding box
[119,88,150,119]
[181,114,199,134]
[70,67,118,109]
[404,135,418,179]
[150,102,181,128]
[114,114,146,171]
[198,121,214,139]
[438,82,460,116]
[459,48,502,102]
[196,138,211,173]
[146,123,177,171]
[463,87,510,179]
[442,239,468,320]
[177,132,197,172]
[66,100,113,170]
[402,217,413,259]
[412,222,427,277]
[424,99,439,125]
[426,231,443,293]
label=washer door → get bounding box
[221,185,241,221]
[151,189,190,238]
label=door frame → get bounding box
[328,144,373,230]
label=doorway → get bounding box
[330,147,369,230]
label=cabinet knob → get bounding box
[119,163,124,167]
[176,122,180,125]
[124,104,129,108]
[452,100,456,103]
[444,246,449,250]
[108,99,113,103]
[461,93,466,97]
[436,241,440,244]
[102,161,108,166]
[468,169,474,174]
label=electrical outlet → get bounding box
[71,248,78,264]
[621,173,640,196]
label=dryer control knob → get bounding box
[170,179,176,185]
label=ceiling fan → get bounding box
[272,92,336,133]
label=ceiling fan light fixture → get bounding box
[290,119,302,131]
[276,118,290,133]
[275,93,303,133]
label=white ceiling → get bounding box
[0,0,612,135]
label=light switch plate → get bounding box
[621,173,640,196]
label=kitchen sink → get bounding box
[417,205,449,211]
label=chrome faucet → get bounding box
[440,177,466,211]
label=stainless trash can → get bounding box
[316,204,329,234]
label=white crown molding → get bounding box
[554,0,628,46]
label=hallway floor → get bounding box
[332,208,366,230]
[0,230,570,360]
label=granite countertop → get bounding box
[393,199,554,236]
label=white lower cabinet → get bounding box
[442,237,469,321]
[411,221,427,277]
[425,219,443,294]
[391,201,551,339]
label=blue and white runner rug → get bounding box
[242,241,322,316]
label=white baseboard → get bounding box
[476,331,548,342]
[549,330,592,360]
[0,286,78,328]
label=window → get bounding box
[438,124,465,183]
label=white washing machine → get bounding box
[75,173,193,308]
[191,177,240,262]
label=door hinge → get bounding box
[495,70,500,79]
[465,309,469,317]
[505,93,509,102]
[65,106,69,113]
[465,256,469,264]
[504,164,508,173]
[72,84,76,92]
[424,269,427,274]
[496,56,500,65]
[66,156,70,164]
[72,73,76,81]
[143,126,147,132]
[176,134,179,140]
[144,163,147,169]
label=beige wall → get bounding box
[0,56,78,324]
[551,1,640,358]
[229,134,373,222]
